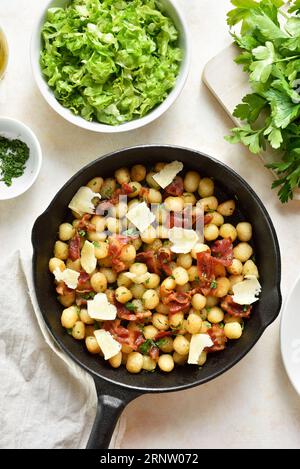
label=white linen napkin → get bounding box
[0,251,126,449]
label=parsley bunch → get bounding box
[226,0,300,202]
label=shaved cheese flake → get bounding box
[232,275,261,305]
[188,334,214,365]
[87,293,117,321]
[94,330,121,360]
[169,227,199,254]
[126,201,155,233]
[123,272,151,284]
[53,267,80,290]
[80,240,97,274]
[68,186,101,216]
[152,161,183,189]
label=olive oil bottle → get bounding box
[0,29,8,79]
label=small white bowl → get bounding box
[280,273,300,396]
[0,117,42,200]
[31,0,190,133]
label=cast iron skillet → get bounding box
[32,145,282,449]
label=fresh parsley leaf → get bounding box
[233,93,267,123]
[210,280,217,289]
[249,42,276,83]
[263,125,283,148]
[78,230,86,237]
[225,125,263,153]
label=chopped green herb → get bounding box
[82,292,96,300]
[0,136,29,186]
[92,241,100,248]
[66,328,73,335]
[210,280,217,289]
[194,275,200,282]
[139,339,156,355]
[125,302,137,311]
[78,230,86,237]
[243,305,249,312]
[169,275,175,280]
[156,338,167,348]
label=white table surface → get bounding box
[1,0,300,449]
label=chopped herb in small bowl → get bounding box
[0,117,42,200]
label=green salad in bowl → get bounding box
[33,0,189,132]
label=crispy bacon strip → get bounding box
[116,303,152,321]
[207,325,227,352]
[137,248,173,276]
[165,176,184,196]
[136,250,161,275]
[96,183,134,214]
[75,271,92,293]
[157,248,173,276]
[69,234,81,261]
[150,346,159,360]
[211,238,233,267]
[56,281,73,296]
[204,214,213,225]
[221,295,252,318]
[77,214,96,232]
[109,235,133,273]
[196,251,228,296]
[196,251,217,283]
[154,331,173,340]
[162,291,191,313]
[103,320,143,350]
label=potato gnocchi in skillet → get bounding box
[49,161,261,374]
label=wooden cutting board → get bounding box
[202,44,300,201]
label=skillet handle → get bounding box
[86,377,141,449]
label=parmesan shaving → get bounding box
[188,334,214,365]
[152,161,183,189]
[232,275,262,305]
[126,202,155,233]
[68,186,101,216]
[87,293,117,321]
[169,227,199,254]
[94,330,121,360]
[53,268,80,290]
[80,240,97,274]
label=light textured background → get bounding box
[0,0,300,449]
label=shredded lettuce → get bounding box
[40,0,182,126]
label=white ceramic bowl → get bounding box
[280,273,300,396]
[0,117,42,200]
[31,0,190,133]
